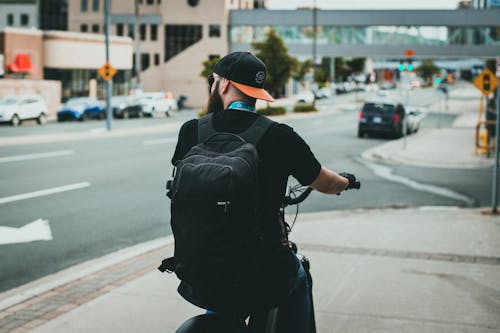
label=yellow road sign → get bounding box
[98,62,117,81]
[473,68,498,96]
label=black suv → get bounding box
[358,101,406,138]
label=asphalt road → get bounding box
[0,86,492,293]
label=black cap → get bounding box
[213,52,274,102]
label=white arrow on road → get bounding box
[0,219,52,245]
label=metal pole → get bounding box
[104,0,111,132]
[403,88,409,149]
[492,84,500,213]
[134,0,141,90]
[313,0,317,67]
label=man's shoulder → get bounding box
[180,118,198,133]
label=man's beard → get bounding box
[207,81,224,114]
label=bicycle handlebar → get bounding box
[284,187,313,206]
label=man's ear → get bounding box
[221,78,231,93]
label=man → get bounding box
[171,51,357,332]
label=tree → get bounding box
[347,58,366,73]
[314,57,331,86]
[417,59,439,82]
[252,29,298,98]
[200,56,220,81]
[293,59,312,88]
[334,57,350,81]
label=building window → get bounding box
[39,0,68,31]
[141,53,150,71]
[147,0,154,4]
[151,24,158,40]
[92,24,99,33]
[154,53,160,66]
[80,24,88,32]
[164,24,202,61]
[209,24,221,38]
[158,0,161,3]
[92,0,99,11]
[20,14,29,26]
[7,14,14,26]
[116,24,124,36]
[187,0,199,7]
[128,24,134,39]
[140,24,146,40]
[81,0,88,11]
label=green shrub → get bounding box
[257,106,287,116]
[293,103,317,113]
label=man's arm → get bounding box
[310,166,349,195]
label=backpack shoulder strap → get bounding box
[197,113,216,144]
[197,113,273,145]
[239,115,274,146]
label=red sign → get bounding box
[404,49,415,57]
[7,53,33,73]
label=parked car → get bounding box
[296,90,315,104]
[0,95,48,126]
[57,97,104,121]
[405,106,424,134]
[358,98,423,138]
[137,92,177,117]
[111,96,143,119]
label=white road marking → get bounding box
[0,219,52,245]
[143,138,177,145]
[0,182,91,204]
[359,158,475,206]
[90,128,107,133]
[0,150,74,163]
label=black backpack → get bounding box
[159,113,273,290]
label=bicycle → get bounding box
[173,177,360,332]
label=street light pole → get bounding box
[312,0,317,67]
[104,0,111,131]
[134,0,141,91]
[492,76,500,213]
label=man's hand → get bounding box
[338,172,361,190]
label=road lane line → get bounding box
[359,158,475,206]
[0,150,74,163]
[0,182,91,204]
[143,138,177,145]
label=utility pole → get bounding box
[492,59,500,213]
[104,0,111,131]
[134,0,141,92]
[312,0,317,67]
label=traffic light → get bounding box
[434,76,442,84]
[407,59,414,71]
[398,61,404,71]
[484,74,491,92]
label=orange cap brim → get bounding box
[230,80,274,102]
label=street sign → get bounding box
[98,62,117,81]
[473,68,499,96]
[404,49,415,57]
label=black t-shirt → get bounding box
[171,109,321,311]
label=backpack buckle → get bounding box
[217,201,230,213]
